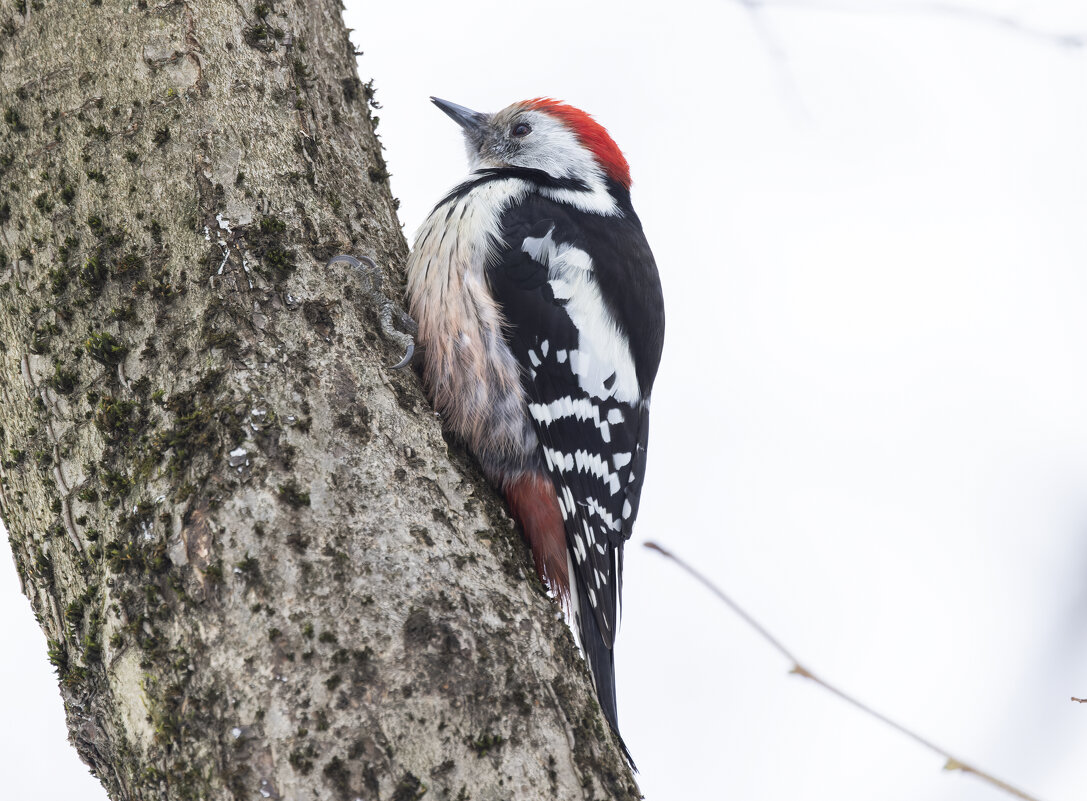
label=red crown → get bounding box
[526,98,631,189]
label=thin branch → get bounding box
[734,0,811,120]
[740,0,1084,49]
[644,541,1048,801]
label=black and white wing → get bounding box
[488,183,664,732]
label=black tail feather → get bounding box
[577,581,637,771]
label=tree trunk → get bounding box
[0,1,638,798]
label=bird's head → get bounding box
[431,97,631,190]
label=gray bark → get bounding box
[0,1,639,798]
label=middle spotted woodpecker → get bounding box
[406,97,665,762]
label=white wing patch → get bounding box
[543,446,623,495]
[585,496,622,533]
[521,227,641,404]
[528,395,616,441]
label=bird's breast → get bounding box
[405,179,536,469]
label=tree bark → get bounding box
[0,1,638,798]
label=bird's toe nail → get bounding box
[388,341,415,370]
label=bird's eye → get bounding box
[511,121,532,138]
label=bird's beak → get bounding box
[431,97,488,137]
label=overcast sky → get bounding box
[4,1,1087,799]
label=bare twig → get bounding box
[729,0,1082,118]
[644,541,1048,801]
[739,0,1084,49]
[734,0,810,119]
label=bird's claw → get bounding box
[326,253,367,271]
[388,341,415,370]
[326,253,418,370]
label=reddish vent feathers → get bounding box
[526,98,632,189]
[505,472,569,603]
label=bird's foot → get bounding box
[326,254,418,370]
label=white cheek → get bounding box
[516,119,599,179]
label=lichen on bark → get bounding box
[0,0,637,799]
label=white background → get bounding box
[4,1,1086,798]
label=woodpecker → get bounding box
[406,97,664,762]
